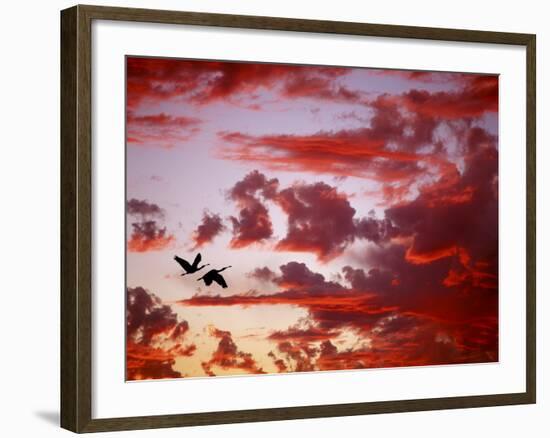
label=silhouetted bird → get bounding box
[197,266,232,288]
[174,253,209,276]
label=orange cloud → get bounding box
[127,199,175,253]
[127,287,195,380]
[405,245,459,265]
[201,327,265,376]
[128,222,175,252]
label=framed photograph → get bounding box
[60,4,536,433]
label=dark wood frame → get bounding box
[61,4,536,433]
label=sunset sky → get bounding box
[125,56,499,380]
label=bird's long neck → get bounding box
[197,264,209,271]
[217,265,231,272]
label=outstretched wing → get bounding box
[174,255,192,272]
[192,253,202,269]
[214,273,228,288]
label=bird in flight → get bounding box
[197,266,232,289]
[174,253,209,276]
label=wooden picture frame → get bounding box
[61,4,536,433]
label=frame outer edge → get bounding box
[77,3,94,432]
[60,5,79,433]
[61,5,94,433]
[525,34,536,403]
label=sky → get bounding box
[125,56,499,380]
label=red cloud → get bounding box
[275,261,342,291]
[190,62,352,105]
[356,243,497,325]
[127,198,164,217]
[179,291,368,312]
[355,215,399,244]
[281,74,363,103]
[225,171,399,259]
[191,211,225,249]
[127,199,175,253]
[274,182,357,261]
[127,56,358,110]
[357,209,497,331]
[126,57,219,109]
[127,286,177,343]
[400,75,498,119]
[126,343,197,381]
[128,57,497,118]
[268,325,339,342]
[274,341,318,372]
[184,122,498,369]
[126,342,182,380]
[314,313,496,371]
[216,96,441,184]
[215,76,496,188]
[127,112,201,149]
[342,265,395,294]
[246,261,347,296]
[217,129,424,182]
[247,266,277,283]
[126,58,500,373]
[181,174,498,369]
[201,327,265,376]
[178,262,384,335]
[405,244,460,265]
[386,128,498,278]
[128,221,175,252]
[127,287,195,380]
[373,69,486,85]
[268,351,288,372]
[229,203,272,248]
[227,170,279,248]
